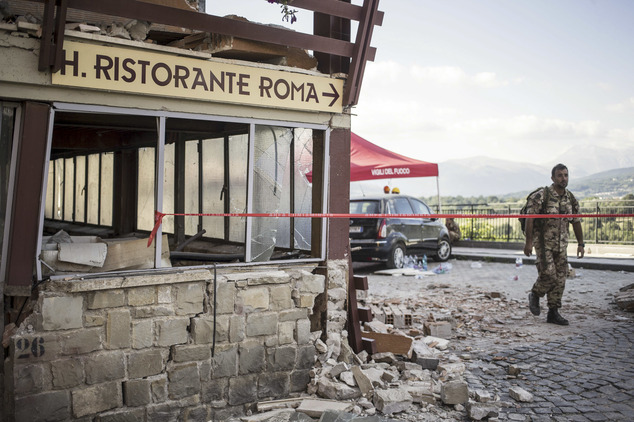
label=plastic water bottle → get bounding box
[515,257,523,268]
[422,255,428,271]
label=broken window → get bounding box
[38,106,327,278]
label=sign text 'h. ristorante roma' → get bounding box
[52,41,344,113]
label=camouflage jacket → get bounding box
[526,185,581,253]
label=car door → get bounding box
[409,198,439,249]
[389,196,421,248]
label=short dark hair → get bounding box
[552,163,568,177]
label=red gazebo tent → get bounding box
[307,132,441,207]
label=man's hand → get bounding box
[577,245,585,259]
[524,241,533,257]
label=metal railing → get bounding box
[436,200,634,245]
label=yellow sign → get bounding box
[52,41,343,113]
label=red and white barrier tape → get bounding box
[148,211,634,247]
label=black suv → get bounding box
[349,194,451,268]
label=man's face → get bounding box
[552,168,569,189]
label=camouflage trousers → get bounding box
[532,246,568,309]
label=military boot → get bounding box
[547,308,569,326]
[528,292,540,316]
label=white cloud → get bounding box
[607,97,634,113]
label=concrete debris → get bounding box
[373,389,413,415]
[466,400,501,420]
[509,386,534,402]
[440,379,469,405]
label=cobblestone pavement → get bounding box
[464,322,634,421]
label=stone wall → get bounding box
[3,262,347,421]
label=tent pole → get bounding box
[436,176,441,213]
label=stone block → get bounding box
[246,312,277,337]
[509,386,533,402]
[296,318,311,345]
[175,283,205,315]
[437,362,466,376]
[405,381,436,404]
[441,379,469,405]
[61,328,102,355]
[296,293,315,309]
[269,285,292,311]
[128,349,165,379]
[72,382,122,418]
[134,305,174,318]
[14,363,51,395]
[88,290,125,309]
[290,369,311,393]
[226,270,289,286]
[107,308,131,349]
[239,287,270,311]
[84,313,106,327]
[296,344,316,370]
[155,317,189,346]
[168,363,201,399]
[296,273,325,294]
[258,371,289,399]
[128,286,156,306]
[85,351,126,384]
[14,391,70,422]
[41,296,83,330]
[296,399,353,418]
[95,408,145,422]
[267,345,296,372]
[146,402,181,422]
[124,378,152,406]
[230,314,245,342]
[239,340,265,375]
[373,389,413,415]
[172,344,211,362]
[132,319,153,349]
[278,321,294,345]
[157,285,172,304]
[228,374,258,405]
[184,406,210,422]
[201,377,228,402]
[213,281,235,314]
[278,308,308,322]
[51,358,84,389]
[317,377,361,400]
[474,389,492,403]
[150,375,168,403]
[191,315,228,344]
[415,357,439,371]
[466,401,500,421]
[352,366,375,395]
[212,344,238,379]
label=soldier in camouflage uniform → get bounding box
[523,163,585,325]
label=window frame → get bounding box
[37,103,330,280]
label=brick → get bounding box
[172,344,211,362]
[72,382,122,418]
[239,340,266,375]
[168,363,201,399]
[132,319,153,349]
[269,285,292,310]
[246,312,277,337]
[239,287,269,311]
[175,283,205,315]
[88,290,125,309]
[85,351,126,384]
[14,391,70,422]
[41,296,83,330]
[228,374,258,405]
[155,317,189,346]
[107,308,131,349]
[127,286,156,306]
[211,344,238,379]
[128,349,165,379]
[124,379,152,406]
[61,328,102,355]
[51,358,84,389]
[14,363,51,395]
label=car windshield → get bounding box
[350,200,380,214]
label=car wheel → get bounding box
[387,243,406,269]
[434,238,451,262]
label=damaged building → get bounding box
[0,0,382,420]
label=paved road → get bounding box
[464,322,634,421]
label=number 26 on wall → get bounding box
[15,337,45,359]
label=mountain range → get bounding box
[357,145,634,198]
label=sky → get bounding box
[205,0,634,167]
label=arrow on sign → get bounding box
[322,83,340,107]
